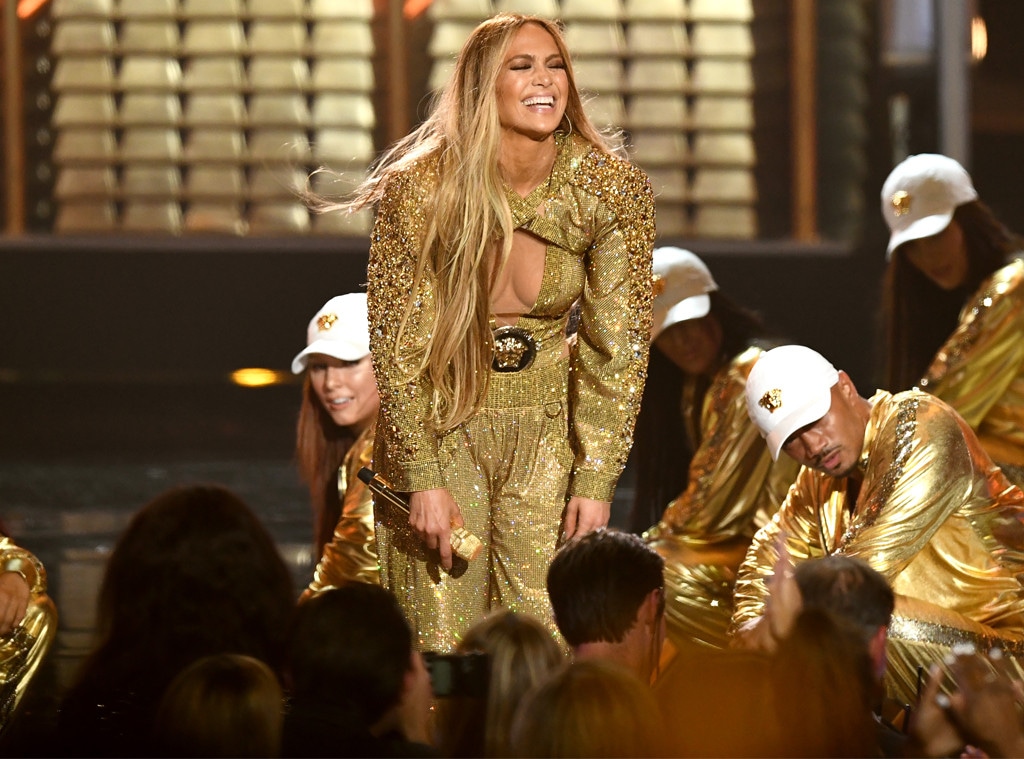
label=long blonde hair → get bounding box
[318,14,619,430]
[437,609,564,757]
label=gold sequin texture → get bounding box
[730,388,1024,706]
[921,258,1024,482]
[365,133,656,649]
[305,422,381,594]
[645,347,799,649]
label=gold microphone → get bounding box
[358,468,483,562]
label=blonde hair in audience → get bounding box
[439,609,565,757]
[509,658,666,758]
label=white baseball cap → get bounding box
[745,345,839,461]
[881,153,978,259]
[651,247,719,338]
[291,293,371,374]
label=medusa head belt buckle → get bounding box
[491,326,537,373]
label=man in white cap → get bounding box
[730,344,1024,706]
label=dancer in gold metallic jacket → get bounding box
[881,153,1024,487]
[321,14,655,649]
[292,294,380,593]
[731,345,1024,706]
[636,248,797,650]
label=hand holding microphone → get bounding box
[358,468,483,563]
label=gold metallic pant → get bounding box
[376,356,573,651]
[649,533,751,651]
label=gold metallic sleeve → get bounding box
[0,538,46,596]
[305,425,380,595]
[0,537,57,732]
[567,152,656,502]
[729,466,831,630]
[365,164,445,493]
[831,394,979,576]
[921,259,1024,469]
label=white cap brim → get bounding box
[886,212,954,258]
[291,339,370,374]
[652,293,711,337]
[764,387,833,461]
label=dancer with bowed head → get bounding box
[635,247,797,651]
[881,153,1024,487]
[731,344,1024,706]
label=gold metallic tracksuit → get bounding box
[646,346,799,650]
[731,389,1024,705]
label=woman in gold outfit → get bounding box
[331,13,656,649]
[881,153,1024,487]
[292,293,380,592]
[635,248,797,651]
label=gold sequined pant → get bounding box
[376,356,573,651]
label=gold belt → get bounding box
[491,326,538,372]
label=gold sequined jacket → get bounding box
[366,133,656,503]
[731,389,1024,637]
[650,346,799,547]
[305,422,379,595]
[920,258,1024,470]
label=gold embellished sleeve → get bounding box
[306,427,380,595]
[922,261,1024,430]
[659,348,798,543]
[729,468,829,630]
[366,165,445,493]
[569,158,656,502]
[0,536,46,596]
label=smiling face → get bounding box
[898,219,970,290]
[780,373,868,478]
[495,22,568,141]
[653,316,723,377]
[307,354,379,434]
